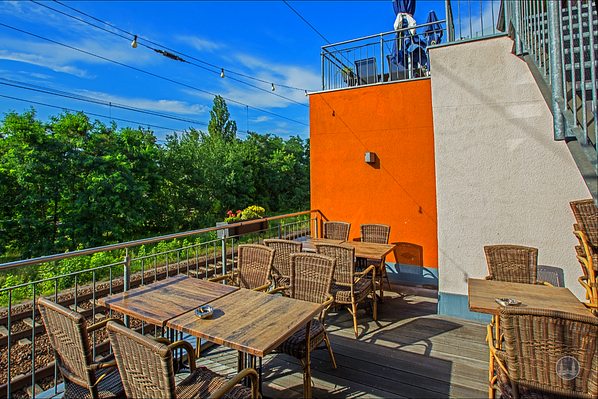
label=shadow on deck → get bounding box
[201,282,488,398]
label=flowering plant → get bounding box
[224,206,265,223]
[224,209,243,223]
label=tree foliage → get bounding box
[0,97,309,259]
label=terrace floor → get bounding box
[202,281,488,398]
[41,281,489,398]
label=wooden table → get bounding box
[468,278,592,317]
[342,241,396,301]
[98,275,238,327]
[296,237,344,252]
[167,288,324,397]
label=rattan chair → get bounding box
[323,221,351,241]
[359,223,392,294]
[483,245,550,285]
[315,243,377,338]
[570,199,598,313]
[37,297,125,399]
[106,321,258,399]
[263,239,302,295]
[490,307,598,399]
[210,244,274,291]
[274,253,337,397]
[483,245,552,398]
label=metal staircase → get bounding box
[504,0,597,204]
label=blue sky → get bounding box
[0,1,453,142]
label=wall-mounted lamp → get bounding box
[365,152,376,163]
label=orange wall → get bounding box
[310,80,438,268]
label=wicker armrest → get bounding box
[168,340,197,372]
[537,280,553,287]
[267,286,288,295]
[87,317,123,334]
[153,337,171,345]
[484,275,494,280]
[354,264,376,283]
[88,359,116,371]
[209,273,234,284]
[209,368,259,399]
[252,282,272,292]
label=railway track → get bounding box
[0,256,230,398]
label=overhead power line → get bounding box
[0,22,309,127]
[283,1,331,44]
[39,0,311,94]
[0,78,209,126]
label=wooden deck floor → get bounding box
[199,282,489,398]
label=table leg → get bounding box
[303,320,312,399]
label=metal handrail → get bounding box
[0,209,320,271]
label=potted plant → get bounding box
[337,66,356,87]
[217,206,268,238]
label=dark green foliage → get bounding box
[0,96,310,259]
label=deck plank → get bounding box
[198,282,489,398]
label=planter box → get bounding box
[216,219,268,238]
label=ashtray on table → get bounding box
[495,298,522,307]
[195,305,214,319]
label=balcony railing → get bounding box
[0,210,320,398]
[320,1,503,91]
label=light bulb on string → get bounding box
[305,90,308,96]
[131,35,138,48]
[271,83,275,91]
[221,69,225,78]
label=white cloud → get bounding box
[76,89,210,116]
[251,116,270,123]
[0,50,92,78]
[178,35,221,52]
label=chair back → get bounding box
[37,297,99,396]
[570,199,598,248]
[236,244,275,289]
[289,253,335,304]
[484,245,539,284]
[263,239,302,281]
[107,321,176,399]
[360,224,390,244]
[315,243,355,286]
[500,307,598,398]
[323,221,351,241]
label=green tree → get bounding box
[208,95,237,141]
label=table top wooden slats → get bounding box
[341,241,395,261]
[97,275,238,327]
[297,237,395,260]
[468,278,593,317]
[166,288,324,357]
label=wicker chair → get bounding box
[570,199,598,313]
[359,223,392,295]
[263,239,302,295]
[274,253,337,397]
[315,243,377,338]
[210,244,274,291]
[37,297,125,399]
[106,321,258,399]
[483,245,552,399]
[491,307,598,399]
[323,221,351,241]
[483,245,550,285]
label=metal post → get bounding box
[380,34,384,81]
[314,214,318,238]
[445,0,454,42]
[321,52,325,90]
[124,248,131,327]
[221,237,226,276]
[549,0,566,140]
[513,0,524,55]
[278,220,282,238]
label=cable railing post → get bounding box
[321,51,325,90]
[221,236,227,276]
[548,0,566,140]
[314,213,319,238]
[278,220,282,238]
[124,248,130,327]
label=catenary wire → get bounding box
[0,22,308,126]
[31,0,309,106]
[49,0,310,92]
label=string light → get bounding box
[305,90,308,96]
[131,35,138,48]
[271,83,275,91]
[220,69,225,78]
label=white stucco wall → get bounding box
[429,35,591,301]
